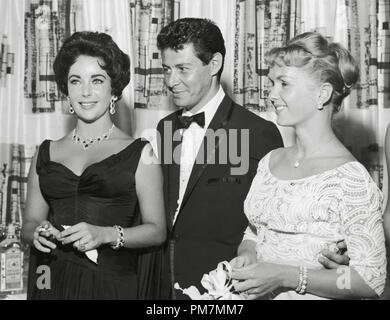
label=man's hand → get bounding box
[230,252,256,269]
[318,241,350,269]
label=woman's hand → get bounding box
[231,262,293,300]
[32,221,60,253]
[57,222,114,252]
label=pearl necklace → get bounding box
[293,137,336,169]
[72,124,115,150]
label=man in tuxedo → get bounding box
[155,18,348,299]
[156,18,283,299]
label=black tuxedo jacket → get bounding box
[156,95,283,299]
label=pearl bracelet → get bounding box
[295,265,308,295]
[111,225,124,250]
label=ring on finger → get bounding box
[75,240,82,249]
[79,240,88,250]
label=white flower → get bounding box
[175,261,244,300]
[174,283,213,300]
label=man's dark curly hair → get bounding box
[157,18,226,78]
[53,31,130,99]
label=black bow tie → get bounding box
[176,112,205,130]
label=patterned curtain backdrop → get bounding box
[0,0,30,232]
[129,0,177,149]
[233,0,299,114]
[0,144,35,231]
[332,0,383,188]
[378,0,390,198]
[0,35,15,88]
[130,0,174,110]
[24,0,70,113]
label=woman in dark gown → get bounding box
[22,31,166,300]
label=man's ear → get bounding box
[318,82,334,106]
[209,52,223,77]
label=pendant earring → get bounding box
[110,97,117,115]
[67,97,75,114]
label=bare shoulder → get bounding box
[136,141,161,187]
[107,127,138,153]
[333,143,356,165]
[112,127,135,145]
[139,141,158,165]
[270,146,292,163]
[48,133,74,154]
[114,127,132,139]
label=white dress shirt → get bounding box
[173,86,225,224]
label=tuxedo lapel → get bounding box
[175,96,234,222]
[165,111,183,230]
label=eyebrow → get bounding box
[268,75,293,81]
[162,63,192,68]
[68,74,107,79]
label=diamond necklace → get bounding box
[72,124,115,150]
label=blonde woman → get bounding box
[231,32,386,300]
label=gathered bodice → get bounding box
[35,138,147,274]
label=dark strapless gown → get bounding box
[27,138,163,300]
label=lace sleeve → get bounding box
[341,163,387,296]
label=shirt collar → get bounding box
[182,86,225,129]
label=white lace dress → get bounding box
[243,151,387,300]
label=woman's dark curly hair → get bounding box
[157,18,226,79]
[53,31,130,99]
